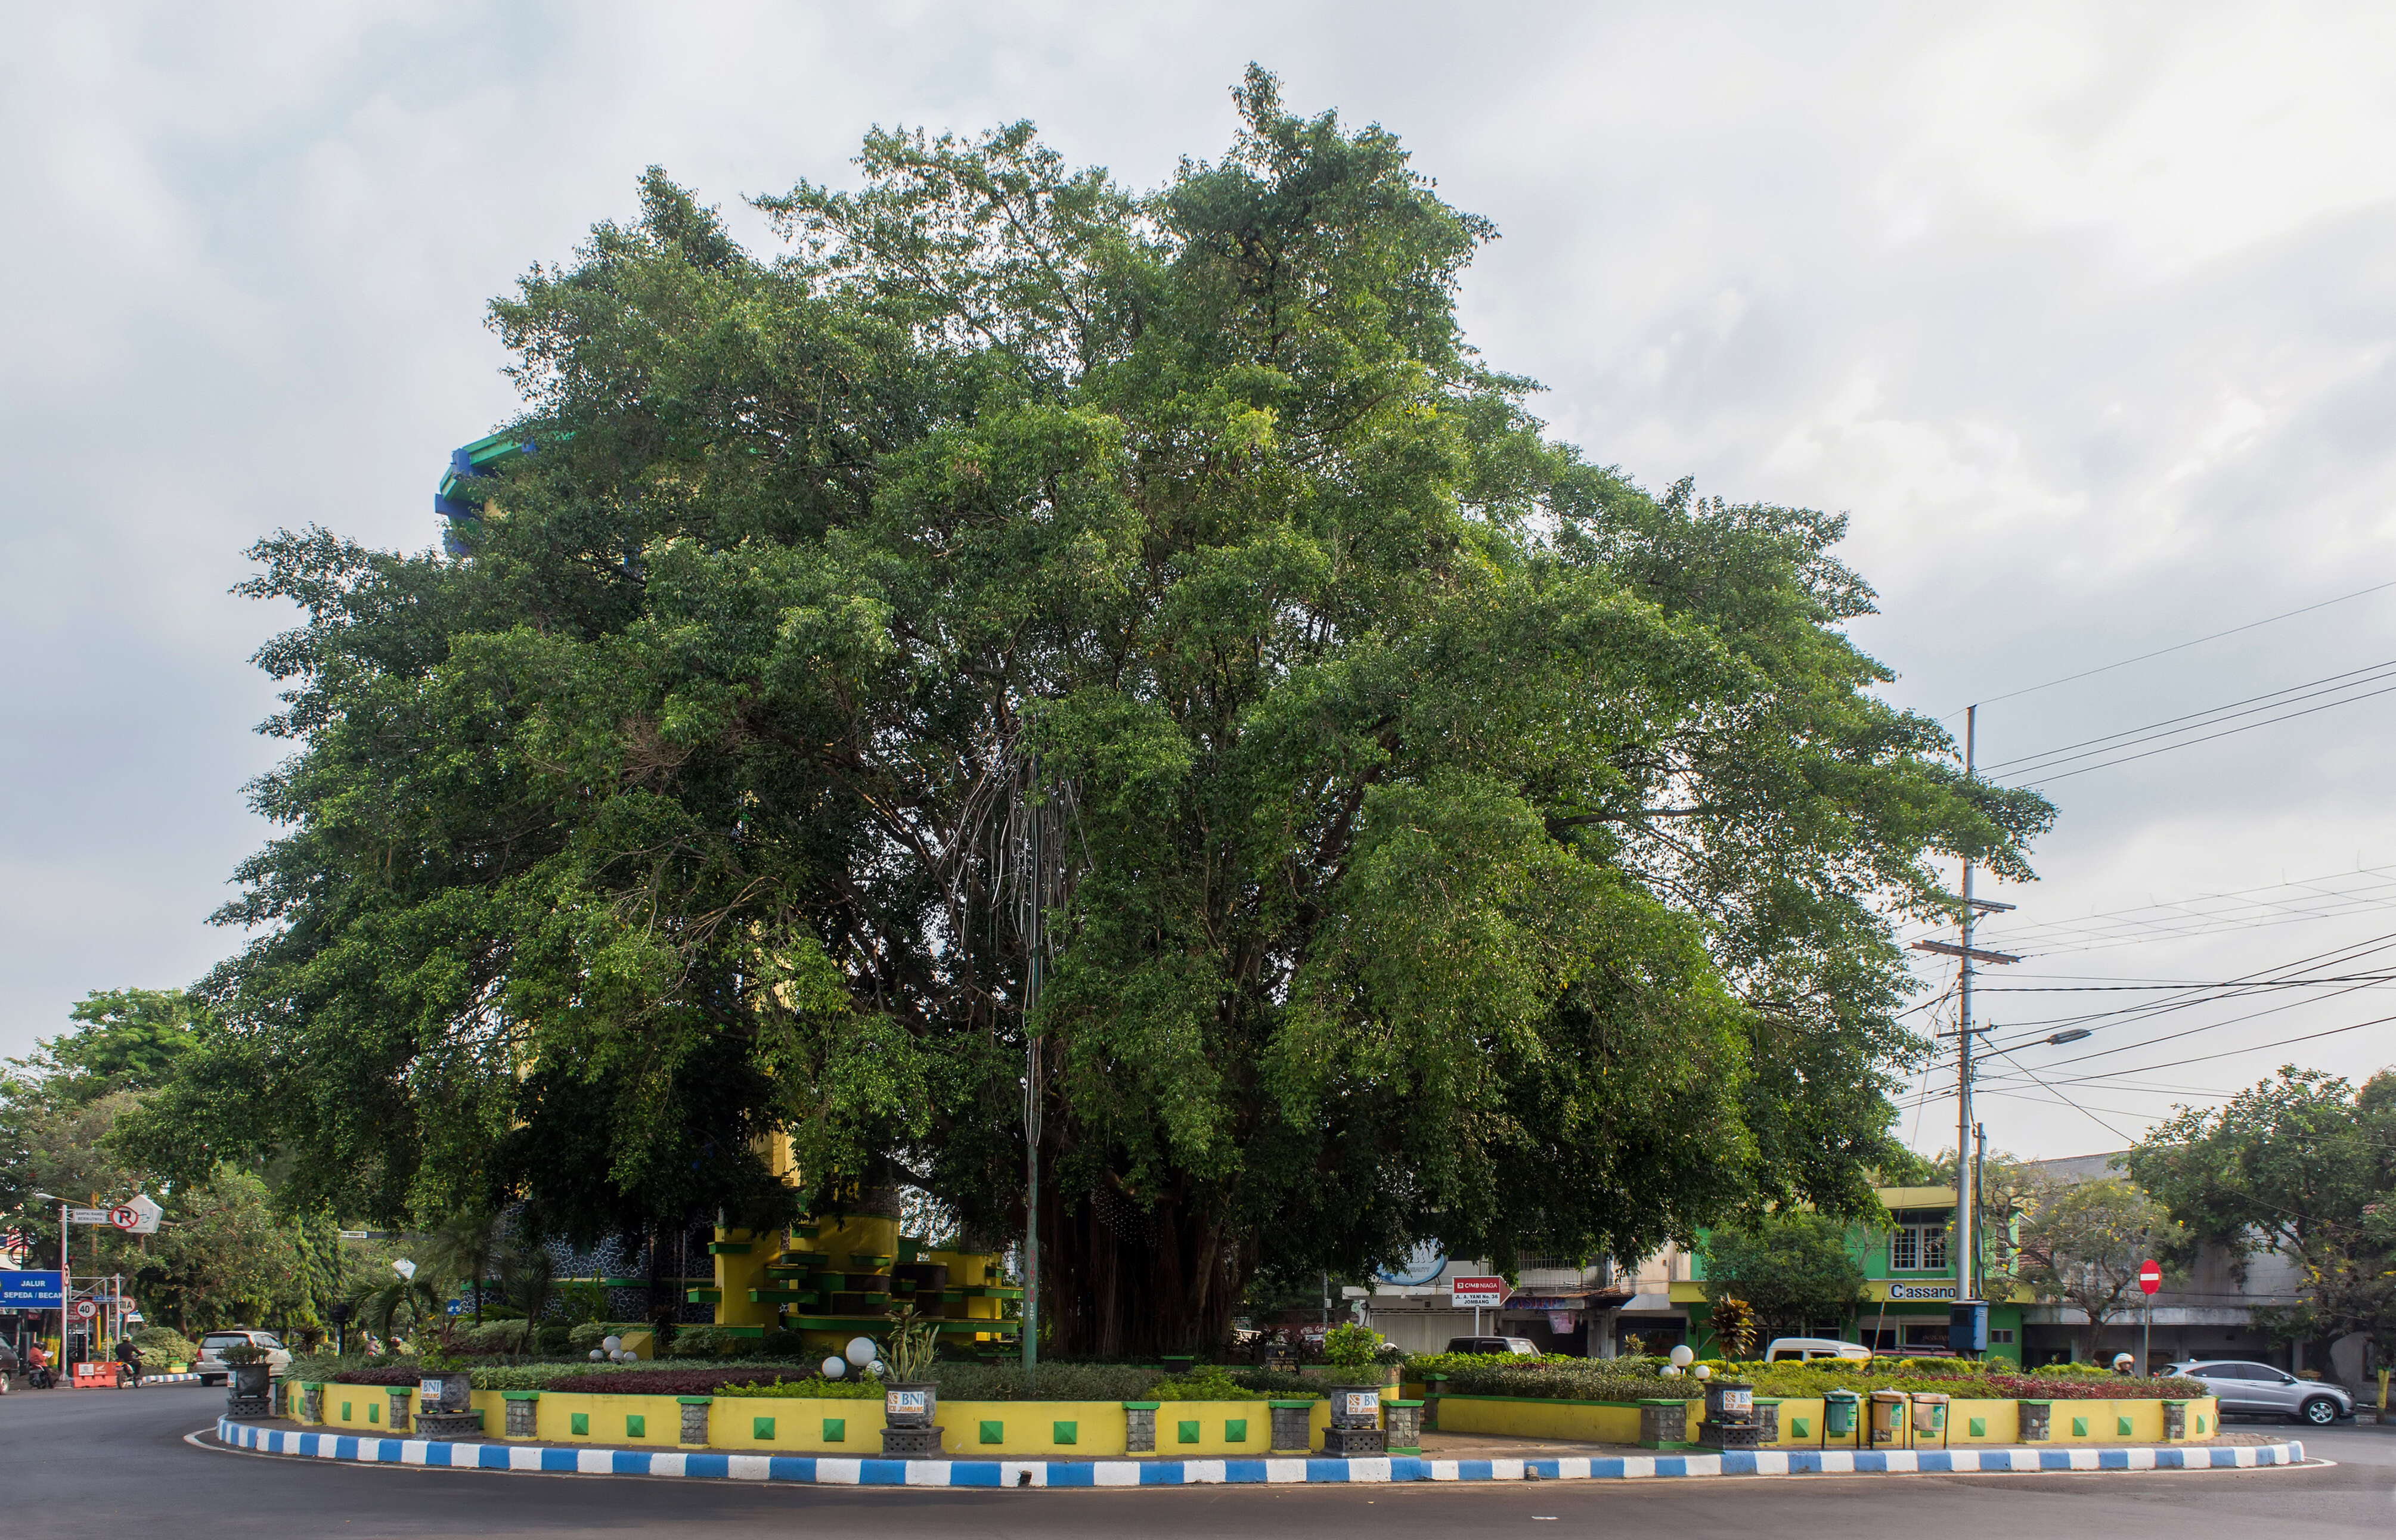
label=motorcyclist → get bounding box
[26,1340,52,1389]
[113,1334,142,1387]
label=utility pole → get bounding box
[1910,707,2018,1315]
[1957,705,1976,1307]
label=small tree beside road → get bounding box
[2016,1176,2183,1361]
[1700,1212,1870,1346]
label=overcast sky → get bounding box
[6,1,2395,1162]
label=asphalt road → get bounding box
[5,1385,2390,1539]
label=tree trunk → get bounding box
[1040,1177,1252,1358]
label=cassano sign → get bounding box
[1884,1282,1959,1301]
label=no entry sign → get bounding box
[2138,1259,2162,1296]
[1450,1275,1508,1308]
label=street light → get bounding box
[2045,1029,2092,1046]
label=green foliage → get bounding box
[1151,1364,1265,1401]
[882,1304,940,1380]
[717,1376,881,1399]
[926,1361,1166,1402]
[1439,1361,1693,1401]
[2015,1176,2185,1359]
[129,1325,200,1370]
[2129,1067,2396,1352]
[1402,1349,1598,1374]
[160,69,2050,1352]
[1698,1211,1869,1343]
[1322,1322,1381,1369]
[1705,1296,1759,1359]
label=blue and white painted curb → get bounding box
[213,1420,2307,1486]
[141,1373,204,1386]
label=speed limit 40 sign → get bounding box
[73,1299,98,1320]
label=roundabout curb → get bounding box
[212,1418,2309,1487]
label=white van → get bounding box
[1763,1337,1872,1362]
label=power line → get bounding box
[2025,678,2396,788]
[1960,576,2396,713]
[1982,657,2396,775]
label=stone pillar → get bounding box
[505,1392,541,1439]
[1383,1399,1424,1454]
[1269,1399,1314,1453]
[679,1396,712,1446]
[2162,1400,2187,1441]
[388,1387,413,1436]
[1123,1402,1157,1454]
[1638,1399,1691,1449]
[2018,1401,2051,1442]
[1421,1373,1446,1430]
[302,1384,323,1424]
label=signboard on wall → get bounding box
[1450,1276,1508,1308]
[0,1271,64,1309]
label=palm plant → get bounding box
[348,1271,448,1353]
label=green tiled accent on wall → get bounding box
[980,1420,1004,1445]
[1225,1418,1248,1443]
[753,1417,775,1440]
[2070,1416,2088,1437]
[341,1401,352,1422]
[570,1412,588,1436]
[1967,1418,1985,1437]
[368,1403,379,1424]
[2196,1415,2208,1434]
[1052,1421,1077,1445]
[2117,1416,2132,1437]
[823,1418,845,1443]
[1791,1418,1809,1439]
[626,1414,646,1439]
[1178,1420,1200,1445]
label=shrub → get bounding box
[1322,1322,1381,1369]
[926,1362,1166,1402]
[129,1326,200,1371]
[1152,1366,1264,1401]
[717,1376,882,1400]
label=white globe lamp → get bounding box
[821,1356,847,1380]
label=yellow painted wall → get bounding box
[1434,1396,1656,1444]
[1434,1394,2217,1449]
[712,1228,777,1331]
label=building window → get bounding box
[1887,1209,1950,1272]
[1989,1328,2015,1345]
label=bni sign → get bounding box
[1450,1275,1508,1308]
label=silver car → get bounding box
[193,1329,292,1386]
[2166,1360,2351,1426]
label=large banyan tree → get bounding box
[135,70,2050,1353]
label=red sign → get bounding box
[2138,1259,2162,1296]
[1450,1275,1509,1308]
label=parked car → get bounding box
[1444,1336,1540,1356]
[193,1329,292,1386]
[1763,1337,1874,1362]
[2164,1361,2351,1426]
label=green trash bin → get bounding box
[1823,1389,1861,1444]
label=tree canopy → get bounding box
[132,69,2050,1353]
[2127,1066,2396,1355]
[1698,1211,1869,1345]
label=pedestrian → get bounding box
[113,1334,142,1387]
